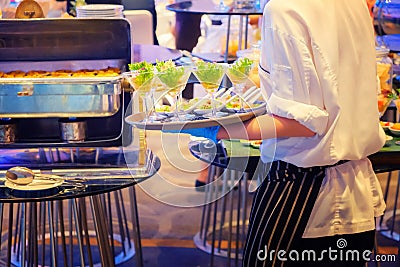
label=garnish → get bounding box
[231,57,254,75]
[155,60,185,89]
[227,57,254,84]
[194,61,225,86]
[127,61,154,89]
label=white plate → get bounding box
[5,179,63,191]
[77,4,124,11]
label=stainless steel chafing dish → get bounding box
[0,19,132,147]
[0,74,121,118]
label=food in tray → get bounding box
[0,67,121,78]
[380,121,394,128]
[181,98,201,111]
[156,105,172,113]
[226,100,262,110]
[385,135,393,146]
[196,99,224,110]
[380,121,394,127]
[391,122,400,130]
[240,139,251,146]
[380,121,394,134]
[250,140,262,148]
[389,123,400,137]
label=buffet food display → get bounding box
[0,67,120,78]
[0,19,131,146]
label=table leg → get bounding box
[56,200,68,267]
[7,204,13,267]
[238,16,243,51]
[47,202,57,267]
[129,186,144,267]
[21,203,26,267]
[244,15,249,49]
[80,198,95,266]
[90,195,115,267]
[72,199,87,266]
[224,16,232,63]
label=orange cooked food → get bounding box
[391,123,400,130]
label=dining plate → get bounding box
[5,179,64,191]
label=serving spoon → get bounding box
[5,166,83,186]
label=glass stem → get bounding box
[142,94,152,123]
[211,93,216,118]
[237,83,244,112]
[151,90,157,114]
[174,95,180,120]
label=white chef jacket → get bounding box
[259,0,386,238]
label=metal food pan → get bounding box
[0,59,124,118]
[0,77,122,118]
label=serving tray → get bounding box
[125,105,266,130]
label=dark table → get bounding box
[0,147,160,267]
[189,138,400,176]
[166,0,264,62]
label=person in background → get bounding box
[173,12,202,99]
[174,0,386,265]
[173,12,202,52]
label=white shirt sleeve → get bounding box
[261,26,329,135]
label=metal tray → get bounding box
[0,76,122,118]
[125,106,266,130]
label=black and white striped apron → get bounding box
[243,160,347,267]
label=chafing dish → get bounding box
[0,19,132,147]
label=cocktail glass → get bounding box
[226,58,254,112]
[378,93,393,118]
[192,61,227,118]
[123,70,156,122]
[393,97,400,115]
[156,65,192,121]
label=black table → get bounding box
[0,147,160,267]
[189,138,400,176]
[166,0,264,62]
[189,138,400,261]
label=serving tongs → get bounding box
[5,166,85,189]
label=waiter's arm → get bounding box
[216,114,316,140]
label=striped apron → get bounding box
[242,160,347,267]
